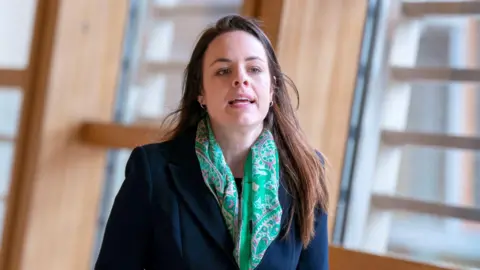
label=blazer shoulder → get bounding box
[138,140,173,161]
[138,129,195,161]
[123,141,174,181]
[133,135,191,174]
[129,141,178,194]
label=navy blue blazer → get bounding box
[94,128,329,270]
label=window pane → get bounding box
[387,211,480,269]
[153,0,242,5]
[126,73,184,122]
[0,0,38,69]
[0,141,15,247]
[0,141,15,198]
[401,82,480,137]
[392,23,480,138]
[146,13,238,62]
[0,201,5,245]
[0,88,23,138]
[127,1,243,123]
[396,146,479,209]
[391,17,480,70]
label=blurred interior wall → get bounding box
[272,0,368,235]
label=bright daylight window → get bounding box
[335,1,480,269]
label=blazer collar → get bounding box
[166,127,292,264]
[166,128,236,265]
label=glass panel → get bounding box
[153,0,242,6]
[396,82,480,137]
[0,201,5,245]
[395,146,479,209]
[126,0,243,123]
[0,0,38,69]
[146,13,240,63]
[145,14,231,63]
[126,73,183,122]
[0,141,15,201]
[387,211,480,269]
[386,23,480,138]
[0,141,15,246]
[390,18,480,70]
[0,88,23,138]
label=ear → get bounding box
[270,76,276,100]
[197,95,204,106]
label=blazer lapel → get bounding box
[167,130,236,265]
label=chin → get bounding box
[209,110,267,130]
[227,114,264,128]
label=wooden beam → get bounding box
[79,122,161,149]
[0,70,27,87]
[391,67,480,82]
[242,0,261,17]
[74,123,480,154]
[403,1,480,17]
[330,246,450,270]
[0,135,15,142]
[273,0,368,237]
[143,61,186,74]
[257,0,284,49]
[382,130,480,150]
[2,0,129,269]
[151,4,240,18]
[371,194,480,223]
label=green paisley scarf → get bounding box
[195,117,282,270]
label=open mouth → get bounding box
[228,98,255,105]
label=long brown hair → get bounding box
[161,15,328,247]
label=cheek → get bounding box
[203,87,225,110]
[202,77,220,103]
[254,77,272,107]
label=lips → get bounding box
[228,97,255,105]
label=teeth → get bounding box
[228,98,255,105]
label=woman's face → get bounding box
[199,30,273,130]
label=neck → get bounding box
[210,122,263,178]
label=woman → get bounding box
[95,15,329,270]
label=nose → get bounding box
[232,70,249,88]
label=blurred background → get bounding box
[0,0,479,269]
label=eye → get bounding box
[215,68,231,76]
[249,66,262,73]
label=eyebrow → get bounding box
[209,56,263,66]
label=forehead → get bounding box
[203,30,267,62]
